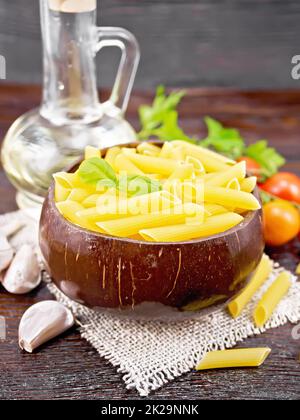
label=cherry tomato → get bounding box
[260,172,300,204]
[263,200,300,246]
[237,157,261,177]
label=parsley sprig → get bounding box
[138,86,285,179]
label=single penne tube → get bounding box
[54,172,95,193]
[204,185,261,210]
[206,161,246,187]
[68,188,91,203]
[228,254,272,318]
[169,146,185,161]
[139,212,243,242]
[85,145,100,160]
[78,190,179,221]
[55,183,70,202]
[96,203,203,237]
[168,163,194,181]
[204,203,228,217]
[240,176,257,193]
[104,146,121,169]
[114,154,145,175]
[173,140,235,165]
[226,177,241,191]
[137,142,161,157]
[121,147,137,156]
[254,271,292,328]
[159,142,175,158]
[195,348,271,370]
[126,153,179,176]
[82,188,117,208]
[186,156,205,175]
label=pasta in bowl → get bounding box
[39,141,264,317]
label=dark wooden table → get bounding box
[0,84,299,400]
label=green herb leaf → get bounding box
[78,157,117,185]
[246,140,285,178]
[200,117,245,159]
[138,85,194,142]
[118,175,162,197]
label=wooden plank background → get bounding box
[0,0,300,89]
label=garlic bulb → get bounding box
[1,244,41,294]
[0,234,13,272]
[19,301,75,353]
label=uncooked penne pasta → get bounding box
[206,161,246,187]
[204,203,228,217]
[173,140,235,165]
[195,348,271,370]
[140,212,243,242]
[85,145,100,160]
[186,156,205,175]
[78,191,179,221]
[228,255,272,318]
[254,271,292,328]
[159,142,175,158]
[240,176,257,193]
[55,183,70,202]
[68,188,91,203]
[226,178,241,191]
[104,146,121,170]
[114,154,145,175]
[168,163,194,181]
[96,203,204,237]
[204,185,261,210]
[127,153,178,176]
[137,142,161,157]
[56,200,102,232]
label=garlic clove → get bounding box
[1,244,41,294]
[19,301,75,353]
[0,234,14,272]
[0,220,24,238]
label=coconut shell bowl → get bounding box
[39,144,264,319]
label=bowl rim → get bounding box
[47,141,262,247]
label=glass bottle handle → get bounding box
[95,27,140,114]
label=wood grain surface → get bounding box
[0,84,299,400]
[0,0,300,89]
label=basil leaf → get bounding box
[118,175,162,197]
[78,157,117,185]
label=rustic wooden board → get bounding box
[0,1,300,89]
[0,84,299,400]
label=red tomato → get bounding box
[263,200,300,246]
[237,157,261,177]
[260,172,300,204]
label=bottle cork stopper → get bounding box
[49,0,97,13]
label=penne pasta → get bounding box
[204,185,261,210]
[56,200,103,233]
[104,146,121,169]
[140,212,243,242]
[85,145,100,160]
[173,140,235,165]
[195,348,271,370]
[127,153,179,176]
[55,183,70,202]
[137,142,161,157]
[254,271,292,328]
[228,254,272,318]
[96,203,204,237]
[240,176,257,193]
[186,156,205,175]
[121,147,137,156]
[204,203,228,217]
[168,163,194,181]
[159,141,174,158]
[114,154,145,175]
[206,161,246,187]
[226,178,241,191]
[78,190,179,221]
[68,188,91,203]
